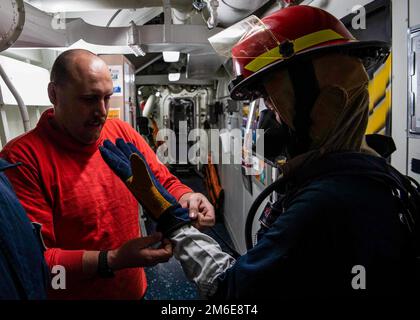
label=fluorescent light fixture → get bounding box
[168,73,181,82]
[129,44,146,57]
[163,51,180,63]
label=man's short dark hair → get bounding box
[50,49,97,86]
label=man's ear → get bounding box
[47,82,57,105]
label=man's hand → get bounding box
[108,233,173,270]
[179,192,215,229]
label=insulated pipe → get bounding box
[217,0,268,26]
[204,0,219,29]
[26,0,193,12]
[172,8,191,24]
[143,94,156,118]
[0,63,30,132]
[196,88,209,116]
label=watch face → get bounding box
[0,0,25,52]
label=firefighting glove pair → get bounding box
[99,138,190,236]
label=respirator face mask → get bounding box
[262,58,322,159]
[256,97,293,161]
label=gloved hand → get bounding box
[99,138,190,236]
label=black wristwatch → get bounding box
[97,250,115,278]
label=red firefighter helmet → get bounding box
[209,5,390,100]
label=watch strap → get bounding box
[97,250,115,278]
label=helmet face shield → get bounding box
[209,15,282,87]
[208,5,390,101]
[208,15,273,58]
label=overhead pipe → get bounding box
[217,0,270,27]
[26,0,193,12]
[174,0,269,28]
[172,7,192,24]
[203,0,219,29]
[163,0,172,43]
[0,63,31,132]
[143,94,156,118]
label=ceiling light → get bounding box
[168,73,181,82]
[163,51,180,63]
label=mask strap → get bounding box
[287,59,320,155]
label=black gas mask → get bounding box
[256,108,290,162]
[255,58,321,161]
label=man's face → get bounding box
[49,56,113,145]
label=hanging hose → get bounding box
[245,175,286,250]
[0,62,30,132]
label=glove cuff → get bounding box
[156,205,191,236]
